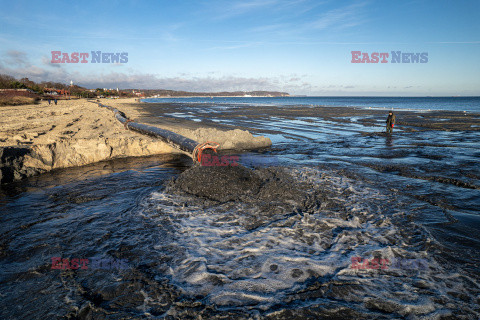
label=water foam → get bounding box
[138,167,480,316]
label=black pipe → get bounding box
[123,121,199,153]
[96,102,216,161]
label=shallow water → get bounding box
[146,96,480,112]
[1,103,479,319]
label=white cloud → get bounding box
[72,73,303,92]
[0,55,312,93]
[305,1,369,31]
[248,1,369,38]
[5,50,29,66]
[0,50,315,93]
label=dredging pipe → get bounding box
[95,102,219,163]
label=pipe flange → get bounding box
[124,119,134,129]
[192,141,220,164]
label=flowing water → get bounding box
[1,98,480,319]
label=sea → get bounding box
[144,96,480,112]
[1,96,479,318]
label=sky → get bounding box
[0,0,479,96]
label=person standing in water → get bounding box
[386,111,396,133]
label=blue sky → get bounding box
[0,0,479,95]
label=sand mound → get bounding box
[175,127,271,150]
[165,165,324,230]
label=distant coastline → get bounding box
[146,95,288,98]
[142,89,290,98]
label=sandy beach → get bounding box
[0,98,271,183]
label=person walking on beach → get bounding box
[386,111,396,133]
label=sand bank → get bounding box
[103,98,272,150]
[0,98,271,183]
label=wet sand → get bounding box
[131,101,480,134]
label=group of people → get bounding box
[46,98,58,105]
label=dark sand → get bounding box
[133,102,480,134]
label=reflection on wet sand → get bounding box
[385,133,394,147]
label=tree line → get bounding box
[0,74,137,99]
